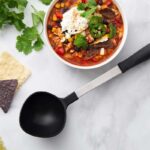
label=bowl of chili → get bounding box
[44,0,128,69]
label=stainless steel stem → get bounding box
[75,66,122,98]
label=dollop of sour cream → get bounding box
[61,7,88,38]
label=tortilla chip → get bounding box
[0,138,6,150]
[0,80,18,113]
[0,52,31,88]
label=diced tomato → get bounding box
[82,0,87,3]
[55,47,65,55]
[114,18,122,28]
[105,0,112,6]
[55,11,63,19]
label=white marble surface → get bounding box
[0,0,150,149]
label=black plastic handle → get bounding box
[118,44,150,73]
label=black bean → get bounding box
[56,19,61,23]
[61,8,69,13]
[86,46,90,51]
[58,0,64,2]
[63,40,69,44]
[47,25,52,30]
[74,46,81,52]
[102,18,109,25]
[62,30,67,34]
[98,0,103,5]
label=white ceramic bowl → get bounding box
[44,0,128,69]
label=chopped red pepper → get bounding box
[114,17,123,28]
[82,0,87,3]
[105,0,112,6]
[56,47,65,55]
[55,11,63,19]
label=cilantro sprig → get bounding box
[16,7,45,55]
[78,0,97,18]
[0,0,52,55]
[109,23,116,39]
[74,34,88,49]
[89,16,106,38]
[0,0,27,30]
[16,27,44,54]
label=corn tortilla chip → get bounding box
[0,80,18,113]
[0,52,31,88]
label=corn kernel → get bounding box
[52,27,57,33]
[68,38,73,42]
[48,34,53,38]
[77,52,82,58]
[55,3,61,8]
[65,2,70,7]
[70,49,74,53]
[60,2,65,8]
[101,4,107,9]
[53,14,57,21]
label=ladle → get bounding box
[20,44,150,138]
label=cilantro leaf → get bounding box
[78,0,97,10]
[40,0,52,5]
[88,0,97,7]
[16,10,45,55]
[16,36,33,55]
[22,27,39,40]
[0,0,27,31]
[77,3,87,10]
[78,0,97,18]
[81,7,96,18]
[33,36,44,51]
[32,10,45,26]
[16,27,39,54]
[74,34,88,49]
[13,19,25,31]
[109,23,116,38]
[89,16,106,38]
[0,1,45,55]
[89,16,102,29]
[17,0,28,11]
[16,27,44,54]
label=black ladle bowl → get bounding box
[20,44,150,138]
[20,91,78,137]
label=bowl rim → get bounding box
[44,0,128,70]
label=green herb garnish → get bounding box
[0,0,27,31]
[78,3,87,10]
[89,16,106,38]
[16,8,45,55]
[78,0,97,18]
[74,34,88,49]
[109,23,116,38]
[88,0,97,7]
[89,16,102,28]
[81,7,96,18]
[0,0,50,55]
[40,0,52,5]
[32,6,45,26]
[90,24,106,38]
